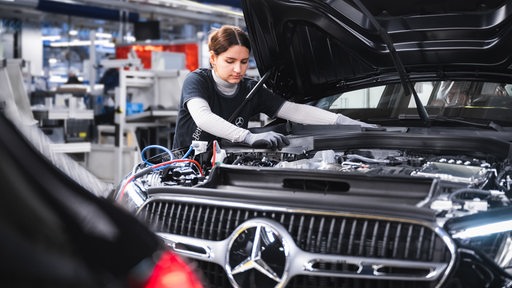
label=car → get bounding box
[111,0,512,287]
[0,63,203,287]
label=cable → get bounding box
[181,145,194,159]
[141,145,174,166]
[448,188,491,201]
[117,158,204,201]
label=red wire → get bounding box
[118,158,204,201]
[211,140,218,167]
[151,159,204,175]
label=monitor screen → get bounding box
[134,20,160,41]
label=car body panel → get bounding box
[241,0,512,102]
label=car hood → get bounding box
[241,0,512,103]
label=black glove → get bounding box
[244,131,290,149]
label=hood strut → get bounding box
[352,0,430,125]
[228,68,274,123]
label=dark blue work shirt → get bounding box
[172,68,285,149]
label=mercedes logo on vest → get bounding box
[235,117,245,127]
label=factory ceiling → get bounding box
[0,0,245,40]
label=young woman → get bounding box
[172,25,375,150]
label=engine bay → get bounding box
[125,138,512,226]
[228,148,509,217]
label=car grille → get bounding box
[138,199,451,288]
[195,261,443,288]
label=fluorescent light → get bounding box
[452,219,512,239]
[49,75,67,83]
[96,32,112,39]
[50,40,114,47]
[69,30,78,36]
[50,40,90,47]
[42,35,62,41]
[134,0,243,17]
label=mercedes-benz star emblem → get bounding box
[226,219,289,288]
[235,117,245,127]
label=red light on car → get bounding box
[144,251,203,288]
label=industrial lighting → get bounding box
[452,219,512,239]
[131,0,243,17]
[48,75,68,83]
[69,29,78,36]
[42,35,62,41]
[96,32,113,39]
[50,39,114,47]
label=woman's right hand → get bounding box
[244,131,290,149]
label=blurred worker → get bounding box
[172,25,376,150]
[65,71,82,84]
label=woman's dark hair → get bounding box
[208,25,251,56]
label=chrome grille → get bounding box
[193,261,440,288]
[139,199,450,262]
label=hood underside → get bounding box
[241,0,512,102]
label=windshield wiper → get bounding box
[352,0,430,125]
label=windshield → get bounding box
[319,81,512,125]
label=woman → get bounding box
[173,25,375,150]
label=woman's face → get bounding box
[211,45,250,84]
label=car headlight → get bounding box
[113,176,147,213]
[446,207,512,275]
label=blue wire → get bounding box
[181,145,194,159]
[141,145,174,166]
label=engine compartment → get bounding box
[127,139,512,227]
[225,147,509,215]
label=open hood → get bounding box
[241,0,512,103]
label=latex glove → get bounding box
[244,131,290,149]
[336,114,379,128]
